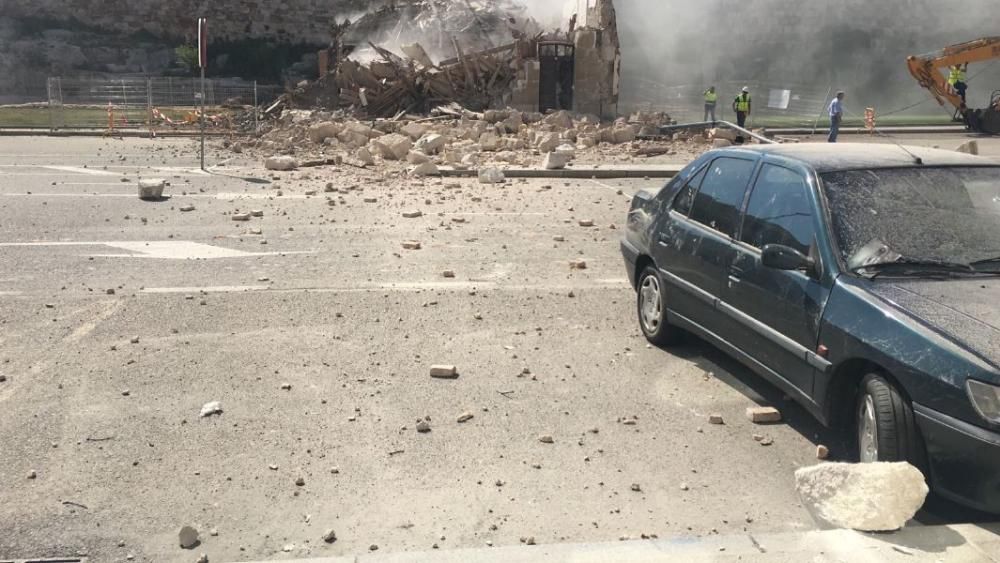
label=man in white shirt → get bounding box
[828,91,845,143]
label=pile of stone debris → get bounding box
[232,107,709,175]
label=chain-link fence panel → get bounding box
[622,79,835,130]
[38,76,282,134]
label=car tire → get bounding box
[636,265,679,346]
[856,373,926,468]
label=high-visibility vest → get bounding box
[735,94,751,112]
[949,67,966,85]
[704,91,718,104]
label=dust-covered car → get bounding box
[621,143,1000,512]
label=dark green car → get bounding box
[621,143,1000,512]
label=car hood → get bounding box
[867,278,1000,368]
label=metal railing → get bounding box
[0,76,281,134]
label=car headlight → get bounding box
[967,379,1000,424]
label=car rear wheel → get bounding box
[637,265,678,346]
[856,373,925,467]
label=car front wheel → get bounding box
[637,265,678,346]
[856,373,925,468]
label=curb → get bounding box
[439,167,681,179]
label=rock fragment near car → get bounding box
[795,462,928,531]
[746,406,781,423]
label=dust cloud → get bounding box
[613,0,1000,114]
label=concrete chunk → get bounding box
[401,122,429,141]
[406,151,431,164]
[955,140,979,155]
[409,162,440,177]
[308,122,343,144]
[370,133,413,161]
[478,168,505,184]
[355,147,375,166]
[414,133,447,154]
[746,406,782,423]
[199,401,223,417]
[179,525,200,549]
[138,178,165,200]
[265,156,298,171]
[430,365,458,379]
[795,462,929,531]
[543,151,572,170]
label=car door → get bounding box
[652,156,757,338]
[721,162,832,396]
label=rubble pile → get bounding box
[281,0,550,117]
[236,106,707,173]
[298,39,535,117]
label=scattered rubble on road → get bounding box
[795,462,929,532]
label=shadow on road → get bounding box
[206,169,272,184]
[656,331,999,526]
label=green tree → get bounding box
[175,44,200,75]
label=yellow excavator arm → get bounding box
[907,37,1000,110]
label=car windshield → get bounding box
[820,167,1000,269]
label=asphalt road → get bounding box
[0,135,994,562]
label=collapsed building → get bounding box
[291,0,622,121]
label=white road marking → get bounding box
[43,165,120,176]
[0,240,315,260]
[142,285,269,294]
[137,282,627,295]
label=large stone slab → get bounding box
[795,462,928,532]
[370,133,413,161]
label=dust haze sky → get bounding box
[524,0,1000,114]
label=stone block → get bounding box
[795,462,928,531]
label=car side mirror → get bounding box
[762,244,816,272]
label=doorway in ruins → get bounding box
[538,42,575,113]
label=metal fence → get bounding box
[622,79,835,130]
[25,77,282,133]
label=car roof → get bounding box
[716,143,1000,173]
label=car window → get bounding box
[672,166,707,216]
[689,157,756,236]
[741,164,815,255]
[821,166,1000,266]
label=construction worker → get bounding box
[828,91,845,143]
[733,86,751,129]
[703,86,718,124]
[948,63,969,103]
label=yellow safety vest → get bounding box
[704,91,718,104]
[735,94,751,112]
[949,67,966,85]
